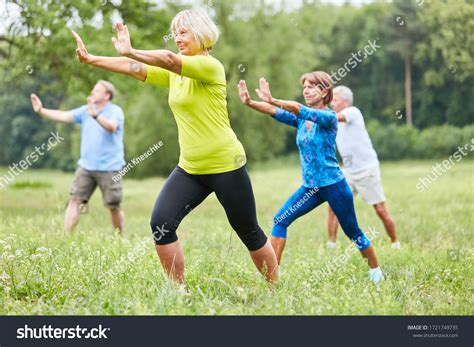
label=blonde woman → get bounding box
[72,9,278,284]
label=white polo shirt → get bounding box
[336,106,379,173]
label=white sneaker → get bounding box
[369,267,384,284]
[391,241,401,250]
[327,241,337,249]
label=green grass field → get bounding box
[0,160,472,315]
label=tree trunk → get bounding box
[405,53,413,127]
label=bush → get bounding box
[369,123,418,160]
[461,124,474,147]
[367,121,473,160]
[413,125,464,159]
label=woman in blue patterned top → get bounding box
[237,72,383,283]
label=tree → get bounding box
[384,0,425,127]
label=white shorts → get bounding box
[342,165,386,205]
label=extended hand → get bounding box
[72,31,93,64]
[86,96,98,117]
[30,94,43,114]
[238,80,252,105]
[255,77,273,103]
[111,22,132,56]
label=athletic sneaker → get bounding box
[327,241,337,249]
[368,267,384,284]
[391,241,401,250]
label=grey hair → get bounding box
[333,85,353,105]
[170,9,220,52]
[97,80,116,100]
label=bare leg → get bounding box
[360,244,379,268]
[271,236,287,265]
[155,240,185,284]
[110,207,124,233]
[249,240,279,283]
[373,202,398,243]
[64,199,81,232]
[327,205,339,243]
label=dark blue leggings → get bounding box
[272,179,371,250]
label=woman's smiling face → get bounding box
[174,28,201,56]
[302,80,326,107]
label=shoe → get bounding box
[391,241,401,250]
[369,267,384,284]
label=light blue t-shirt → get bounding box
[274,105,344,188]
[71,102,125,172]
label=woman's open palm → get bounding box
[255,78,273,103]
[238,80,252,105]
[111,22,132,56]
[71,31,92,64]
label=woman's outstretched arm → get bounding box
[72,31,147,81]
[238,80,299,128]
[238,80,276,115]
[255,77,336,128]
[111,22,182,75]
[255,78,301,114]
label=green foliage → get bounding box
[368,122,473,160]
[1,0,473,176]
[370,123,418,160]
[9,180,52,189]
[415,0,474,85]
[413,125,464,159]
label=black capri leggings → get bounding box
[150,165,267,251]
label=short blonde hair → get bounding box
[170,9,220,52]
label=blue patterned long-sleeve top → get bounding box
[274,105,344,188]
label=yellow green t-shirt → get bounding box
[144,54,246,174]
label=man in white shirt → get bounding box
[327,86,400,249]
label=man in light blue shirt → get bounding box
[30,80,125,233]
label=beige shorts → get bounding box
[69,167,122,209]
[342,165,386,205]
